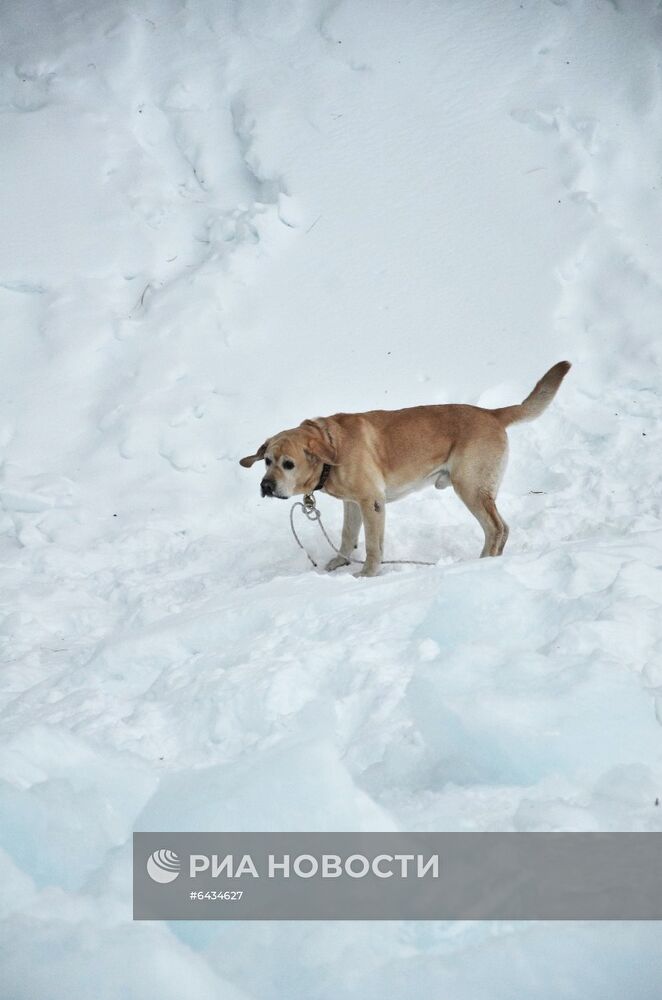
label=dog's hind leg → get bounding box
[450,435,509,558]
[453,481,509,557]
[325,500,363,571]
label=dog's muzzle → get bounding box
[261,478,285,499]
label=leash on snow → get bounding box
[289,492,436,570]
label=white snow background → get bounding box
[1,0,662,996]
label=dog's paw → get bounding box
[354,562,380,578]
[325,555,350,572]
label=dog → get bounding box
[240,361,571,576]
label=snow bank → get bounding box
[1,0,662,996]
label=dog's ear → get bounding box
[301,419,338,465]
[239,441,268,468]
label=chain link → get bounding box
[289,494,435,570]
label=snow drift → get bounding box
[1,0,662,996]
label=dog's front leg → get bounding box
[355,497,385,577]
[325,500,363,571]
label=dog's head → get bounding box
[239,418,338,499]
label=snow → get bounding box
[1,0,662,995]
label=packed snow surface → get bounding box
[1,0,662,996]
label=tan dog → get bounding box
[240,361,571,576]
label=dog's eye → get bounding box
[264,457,272,466]
[283,460,295,470]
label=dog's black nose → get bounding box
[261,479,275,497]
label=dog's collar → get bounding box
[314,463,331,493]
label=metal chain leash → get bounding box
[289,493,435,570]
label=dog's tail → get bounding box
[491,361,571,427]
